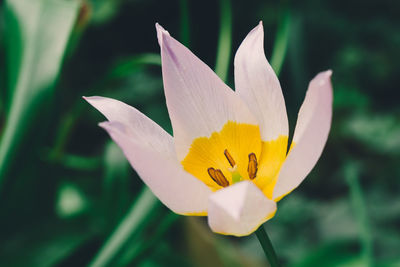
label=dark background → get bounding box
[0,0,399,266]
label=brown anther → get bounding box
[247,153,258,179]
[248,153,257,162]
[208,167,230,187]
[224,149,236,167]
[207,168,216,182]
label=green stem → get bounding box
[255,225,280,267]
[215,0,232,82]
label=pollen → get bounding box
[248,153,258,179]
[224,149,236,167]
[208,167,230,187]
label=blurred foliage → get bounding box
[0,0,79,187]
[0,0,399,266]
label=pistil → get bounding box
[229,165,242,184]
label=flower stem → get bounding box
[255,225,280,267]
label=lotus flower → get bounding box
[84,22,332,236]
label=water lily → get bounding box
[84,22,332,237]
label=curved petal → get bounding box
[100,121,212,215]
[234,22,288,141]
[208,181,277,236]
[273,71,333,201]
[84,96,174,157]
[156,24,258,160]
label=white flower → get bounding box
[85,22,333,236]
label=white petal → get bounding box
[208,181,277,236]
[273,71,333,200]
[84,96,174,158]
[234,22,288,141]
[100,121,212,215]
[156,24,258,160]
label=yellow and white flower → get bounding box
[85,22,333,237]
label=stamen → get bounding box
[247,153,258,179]
[215,169,230,187]
[207,167,230,187]
[207,168,217,182]
[249,153,257,162]
[224,149,236,167]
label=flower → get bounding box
[84,22,332,237]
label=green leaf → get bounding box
[107,53,161,80]
[179,0,190,47]
[291,240,363,267]
[345,163,373,267]
[343,112,400,155]
[214,0,232,82]
[102,141,131,228]
[88,188,159,267]
[115,212,179,266]
[270,4,291,76]
[0,0,79,189]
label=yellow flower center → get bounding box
[181,121,289,199]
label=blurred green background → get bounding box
[0,0,399,266]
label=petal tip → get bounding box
[83,95,95,102]
[234,21,265,64]
[241,21,264,42]
[208,181,278,236]
[98,121,111,130]
[322,69,333,78]
[155,22,166,33]
[83,95,106,108]
[99,121,126,134]
[311,70,333,89]
[155,23,170,46]
[82,96,90,104]
[249,21,264,44]
[254,21,264,34]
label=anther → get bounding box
[208,167,230,187]
[247,153,258,179]
[224,149,236,167]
